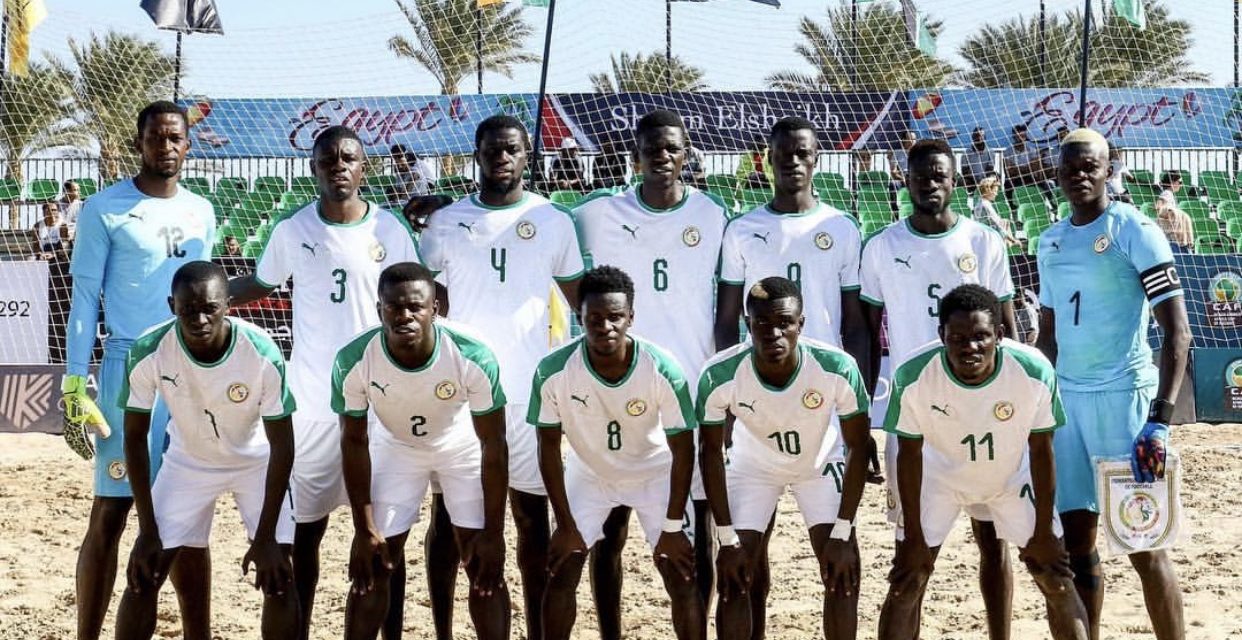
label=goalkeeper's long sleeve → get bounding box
[66,203,109,377]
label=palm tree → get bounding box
[388,0,538,96]
[765,2,955,92]
[957,3,1207,88]
[52,32,177,180]
[590,51,707,93]
[0,61,83,226]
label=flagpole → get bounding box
[665,0,672,91]
[850,0,857,89]
[531,0,557,189]
[476,5,483,94]
[1076,0,1092,127]
[1039,0,1047,86]
[173,31,182,102]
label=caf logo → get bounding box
[1209,271,1241,302]
[682,226,701,247]
[814,232,833,251]
[369,241,387,262]
[957,252,978,274]
[227,383,249,403]
[626,398,648,417]
[435,381,457,400]
[1226,359,1242,388]
[802,389,824,410]
[1093,234,1111,253]
[1119,491,1160,533]
[993,401,1015,421]
[516,221,537,240]
[107,460,127,480]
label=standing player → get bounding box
[699,277,872,640]
[334,263,509,640]
[113,262,299,639]
[419,114,586,640]
[878,284,1088,640]
[228,125,423,640]
[530,266,704,640]
[574,108,729,633]
[63,100,215,640]
[860,138,1018,639]
[1036,129,1189,640]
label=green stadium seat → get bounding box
[242,238,264,258]
[1130,189,1156,208]
[704,174,735,196]
[818,187,850,211]
[74,178,98,197]
[856,170,889,188]
[898,203,914,218]
[1192,218,1219,239]
[365,174,398,192]
[1181,200,1210,221]
[1017,203,1050,224]
[26,179,59,202]
[216,177,248,192]
[858,186,889,207]
[1007,241,1025,256]
[549,190,581,208]
[1127,169,1154,189]
[291,176,318,195]
[1226,219,1242,240]
[1218,201,1242,224]
[213,185,245,207]
[181,176,210,196]
[1139,203,1158,219]
[253,176,287,196]
[896,188,911,208]
[0,177,21,201]
[216,221,244,243]
[436,175,474,192]
[1195,235,1232,255]
[1024,218,1052,238]
[1011,186,1046,208]
[278,191,312,211]
[1056,201,1071,219]
[858,202,892,223]
[1026,234,1040,255]
[1198,170,1234,203]
[950,187,969,212]
[862,218,888,238]
[812,172,846,192]
[992,200,1013,223]
[737,189,770,212]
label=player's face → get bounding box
[635,126,687,189]
[378,279,437,351]
[476,128,528,192]
[769,130,817,194]
[1058,143,1111,209]
[580,292,633,358]
[907,153,954,214]
[170,278,229,349]
[746,297,804,365]
[312,138,366,202]
[939,309,1000,385]
[135,113,190,180]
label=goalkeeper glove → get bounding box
[1131,421,1169,484]
[61,374,111,461]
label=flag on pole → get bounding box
[1113,0,1145,29]
[899,0,936,57]
[139,0,223,33]
[6,0,47,77]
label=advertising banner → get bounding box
[0,261,50,364]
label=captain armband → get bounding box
[1139,262,1182,302]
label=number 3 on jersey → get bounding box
[330,268,347,303]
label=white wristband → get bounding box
[716,524,740,547]
[662,518,684,534]
[829,518,853,541]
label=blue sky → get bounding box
[28,0,1236,98]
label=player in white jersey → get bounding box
[860,139,1018,640]
[114,262,298,639]
[574,109,729,631]
[699,277,872,640]
[333,263,510,640]
[228,126,423,640]
[419,115,586,640]
[878,285,1088,640]
[530,266,704,640]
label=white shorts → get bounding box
[727,462,842,533]
[897,474,1063,548]
[564,462,686,548]
[152,453,295,549]
[291,416,348,523]
[886,433,996,531]
[507,403,545,496]
[372,442,486,537]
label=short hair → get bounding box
[136,100,188,136]
[937,284,1001,328]
[475,114,530,148]
[907,138,955,172]
[171,260,226,295]
[378,261,437,297]
[635,109,686,141]
[978,175,1001,196]
[745,276,802,314]
[1160,170,1182,187]
[768,116,816,145]
[313,125,364,157]
[63,179,77,189]
[579,265,635,307]
[224,234,238,242]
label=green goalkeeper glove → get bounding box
[61,375,111,461]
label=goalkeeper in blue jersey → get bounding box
[1036,129,1190,640]
[63,101,217,640]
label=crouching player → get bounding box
[698,276,871,640]
[530,266,705,640]
[878,284,1088,640]
[114,261,298,639]
[333,262,510,640]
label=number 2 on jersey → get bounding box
[158,226,186,258]
[410,415,428,437]
[330,268,347,303]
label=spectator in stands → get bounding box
[1013,288,1040,346]
[681,140,706,189]
[735,135,772,190]
[390,144,431,202]
[853,148,874,174]
[222,234,242,257]
[31,201,68,258]
[972,176,1021,248]
[1155,171,1193,252]
[551,137,587,192]
[1003,123,1042,188]
[60,180,84,227]
[888,129,916,187]
[592,138,629,190]
[1157,170,1183,207]
[1106,146,1134,203]
[961,127,994,190]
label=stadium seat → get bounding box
[992,200,1013,223]
[1192,217,1219,239]
[1195,235,1232,255]
[181,176,210,195]
[549,190,582,208]
[704,174,735,196]
[216,177,248,192]
[213,185,245,207]
[1198,170,1234,203]
[1139,203,1158,219]
[365,174,398,193]
[898,203,914,218]
[74,178,98,197]
[950,187,969,212]
[1026,234,1040,255]
[818,187,850,211]
[436,175,474,192]
[1127,169,1154,189]
[857,186,889,207]
[1219,201,1242,224]
[895,188,911,208]
[1226,219,1242,240]
[1130,189,1156,208]
[1056,201,1071,219]
[1024,218,1052,238]
[291,176,318,195]
[1011,186,1046,208]
[737,189,770,212]
[812,172,845,192]
[253,176,287,196]
[216,221,244,244]
[856,170,889,188]
[861,218,888,238]
[26,179,59,202]
[1017,203,1050,224]
[1007,241,1024,256]
[278,191,311,211]
[0,177,21,201]
[1181,200,1211,222]
[858,202,892,223]
[242,238,264,258]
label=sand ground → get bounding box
[1,424,1238,639]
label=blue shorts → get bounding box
[95,351,171,498]
[1054,386,1152,514]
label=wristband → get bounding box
[828,518,853,541]
[1147,399,1174,424]
[662,518,683,534]
[62,374,86,394]
[716,525,740,548]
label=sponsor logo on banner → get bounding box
[1226,359,1242,412]
[0,372,54,430]
[1207,271,1242,328]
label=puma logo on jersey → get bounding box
[160,374,180,388]
[126,212,146,221]
[458,221,476,234]
[1047,240,1061,252]
[621,224,639,239]
[301,242,319,256]
[894,256,912,269]
[931,404,950,416]
[370,381,390,396]
[737,400,756,413]
[204,409,220,438]
[571,394,589,407]
[752,232,770,244]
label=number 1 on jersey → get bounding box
[1069,291,1081,325]
[961,431,994,461]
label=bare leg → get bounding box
[655,540,706,640]
[1128,550,1185,640]
[344,531,409,640]
[457,527,512,640]
[716,530,765,640]
[510,489,550,640]
[423,494,458,640]
[382,543,406,640]
[1021,549,1089,640]
[877,543,940,640]
[810,524,859,640]
[590,506,630,640]
[113,548,179,640]
[749,513,776,640]
[541,540,587,640]
[692,500,715,614]
[170,547,212,640]
[972,518,1013,640]
[292,516,330,640]
[1060,510,1103,640]
[76,497,131,640]
[261,544,302,640]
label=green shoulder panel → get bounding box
[695,345,751,424]
[1005,344,1067,430]
[442,324,507,413]
[549,202,592,274]
[381,206,425,265]
[119,320,177,412]
[639,339,696,432]
[882,348,941,436]
[236,320,297,419]
[330,327,382,416]
[527,338,582,426]
[805,344,870,418]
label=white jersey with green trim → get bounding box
[719,202,862,346]
[121,317,296,469]
[696,338,869,481]
[254,200,422,423]
[331,321,505,457]
[575,186,728,379]
[421,192,586,404]
[884,340,1064,497]
[859,215,1013,368]
[527,336,695,484]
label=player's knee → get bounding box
[1028,565,1076,596]
[1068,551,1100,591]
[1128,549,1174,580]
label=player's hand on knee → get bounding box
[1131,421,1170,483]
[820,539,859,598]
[126,531,164,593]
[60,375,111,461]
[888,538,933,596]
[463,529,506,597]
[1019,531,1072,580]
[244,537,294,596]
[653,531,695,582]
[547,526,587,577]
[715,545,750,602]
[347,529,391,595]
